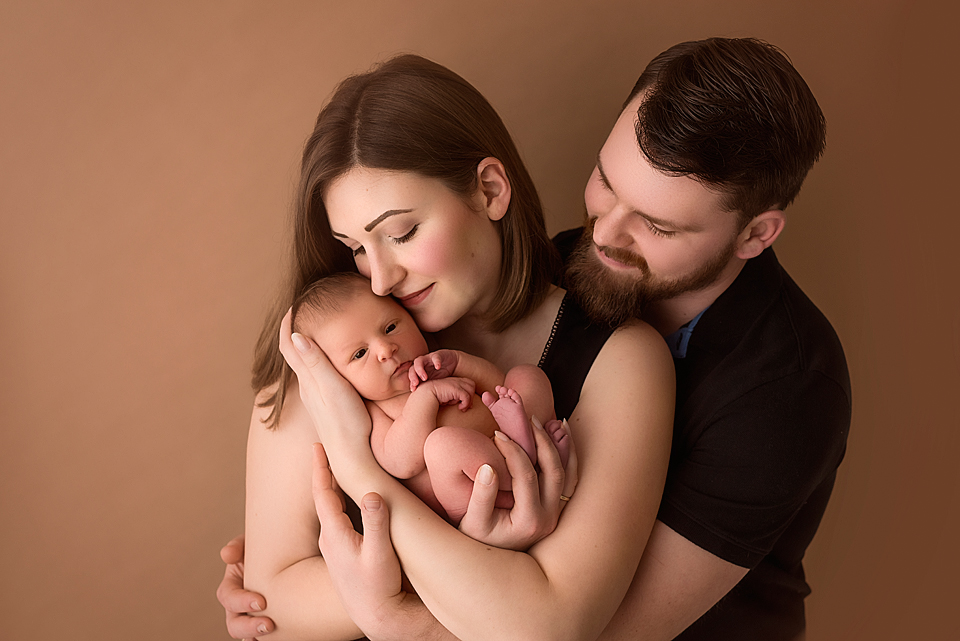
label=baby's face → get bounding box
[309,291,428,401]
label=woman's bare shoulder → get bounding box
[249,378,316,442]
[597,319,673,378]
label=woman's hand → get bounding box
[279,308,372,454]
[216,536,275,639]
[459,417,578,550]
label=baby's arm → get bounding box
[411,349,504,396]
[371,378,476,479]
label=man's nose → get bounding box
[592,207,634,249]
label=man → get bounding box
[219,37,850,640]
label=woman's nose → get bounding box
[368,251,404,297]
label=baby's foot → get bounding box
[543,419,571,469]
[482,386,537,464]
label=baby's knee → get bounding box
[504,364,550,395]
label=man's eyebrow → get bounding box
[595,151,699,233]
[364,209,413,232]
[596,152,612,189]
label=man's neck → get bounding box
[645,258,747,336]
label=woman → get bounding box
[225,54,674,640]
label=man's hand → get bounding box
[313,443,423,640]
[216,536,275,639]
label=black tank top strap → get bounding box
[538,293,615,420]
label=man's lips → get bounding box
[596,244,643,270]
[396,284,434,307]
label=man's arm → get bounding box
[599,521,747,640]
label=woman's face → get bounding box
[324,168,503,333]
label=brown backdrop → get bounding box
[2,1,957,639]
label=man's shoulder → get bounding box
[688,250,851,408]
[552,227,583,266]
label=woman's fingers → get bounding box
[458,464,500,540]
[530,417,566,514]
[559,419,579,506]
[277,307,303,372]
[494,429,542,519]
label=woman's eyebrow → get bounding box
[365,209,413,232]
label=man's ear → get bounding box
[735,210,785,260]
[476,157,511,221]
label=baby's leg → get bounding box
[483,365,570,467]
[501,364,569,468]
[424,426,514,524]
[481,386,538,464]
[503,364,555,426]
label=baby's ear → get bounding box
[476,157,511,221]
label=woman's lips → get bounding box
[397,284,434,307]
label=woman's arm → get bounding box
[291,321,675,641]
[243,382,365,641]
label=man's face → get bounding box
[566,95,745,325]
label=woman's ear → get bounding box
[476,157,511,221]
[735,210,786,260]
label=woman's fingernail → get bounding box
[477,464,495,485]
[250,600,262,612]
[291,332,309,353]
[531,415,544,431]
[258,623,269,634]
[494,430,511,442]
[363,496,382,512]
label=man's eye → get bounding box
[644,219,676,238]
[352,348,367,360]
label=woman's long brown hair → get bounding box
[252,55,559,428]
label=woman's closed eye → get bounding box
[390,224,419,245]
[346,224,417,257]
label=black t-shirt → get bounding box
[554,229,852,640]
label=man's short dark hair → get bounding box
[626,37,826,224]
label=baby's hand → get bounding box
[410,349,461,391]
[421,376,475,411]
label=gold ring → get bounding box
[559,494,571,502]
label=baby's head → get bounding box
[292,273,428,401]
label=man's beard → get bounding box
[564,218,737,326]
